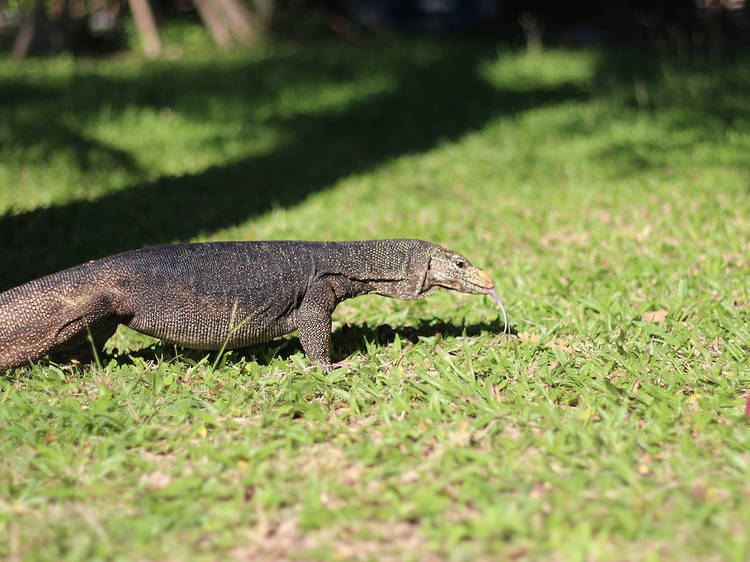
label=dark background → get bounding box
[2,0,749,58]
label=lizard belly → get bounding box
[127,293,299,350]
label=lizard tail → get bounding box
[0,268,123,372]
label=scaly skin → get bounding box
[0,240,495,372]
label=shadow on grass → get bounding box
[3,42,748,291]
[0,41,587,289]
[118,317,515,371]
[588,50,750,179]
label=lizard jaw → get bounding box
[452,268,494,294]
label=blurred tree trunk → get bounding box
[195,0,273,49]
[194,0,233,48]
[216,0,257,43]
[254,0,274,29]
[128,0,161,57]
[10,0,273,59]
[519,12,542,53]
[12,0,46,61]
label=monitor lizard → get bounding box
[0,239,507,372]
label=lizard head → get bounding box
[421,245,494,296]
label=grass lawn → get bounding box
[1,31,749,560]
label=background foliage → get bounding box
[1,22,749,561]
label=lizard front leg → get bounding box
[296,279,337,371]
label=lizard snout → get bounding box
[476,269,494,289]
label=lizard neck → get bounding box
[317,240,434,301]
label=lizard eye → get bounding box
[453,259,465,269]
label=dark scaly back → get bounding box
[122,241,314,349]
[122,240,434,348]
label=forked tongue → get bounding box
[487,288,509,335]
